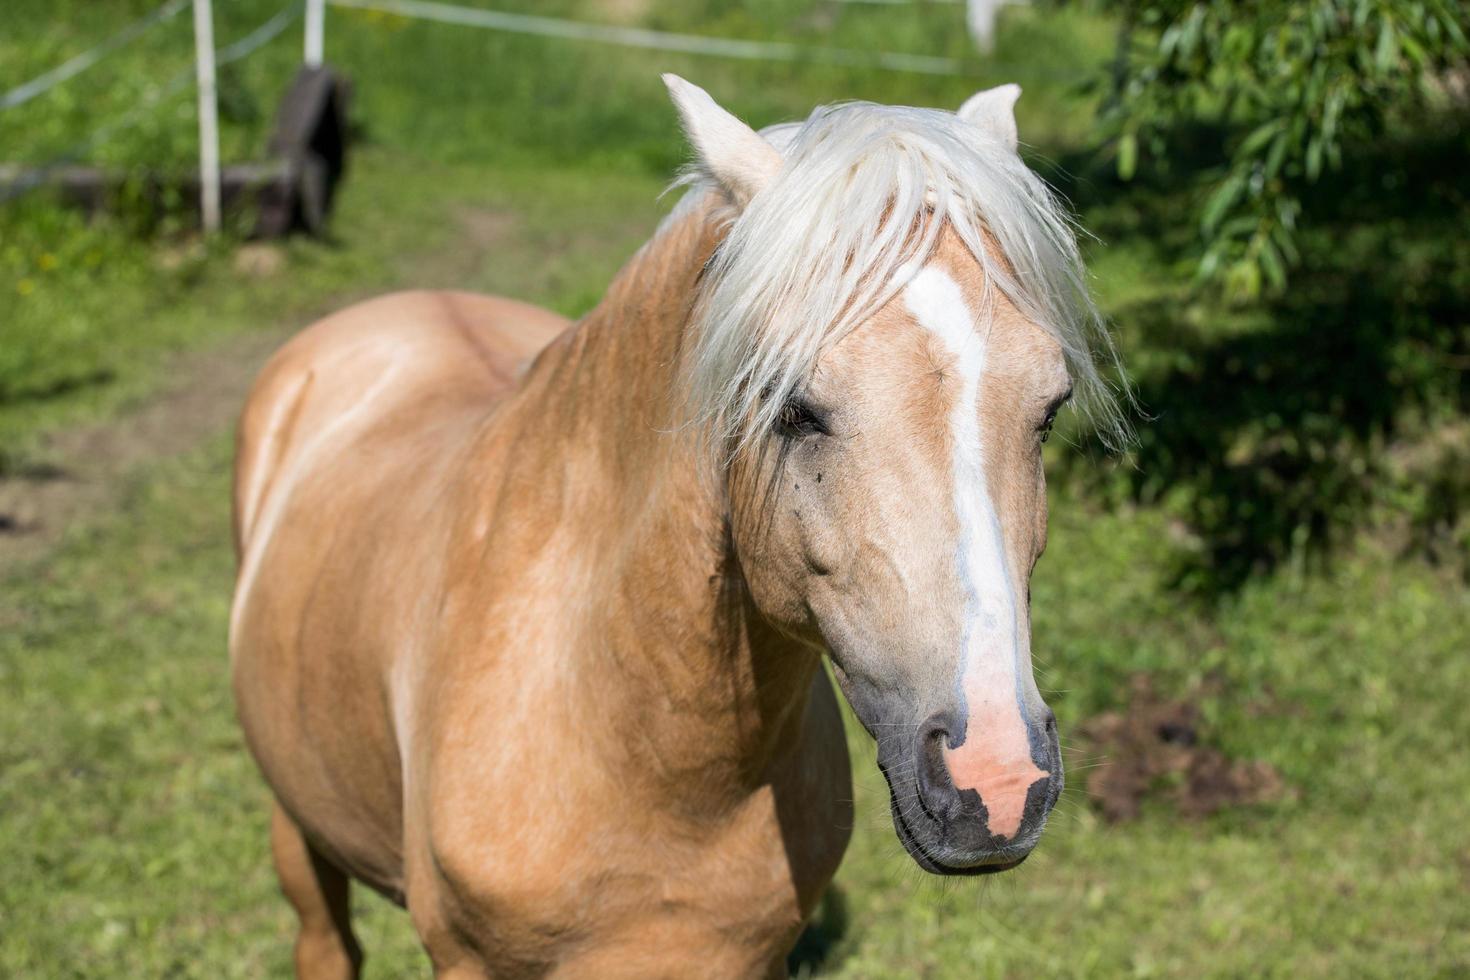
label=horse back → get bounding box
[233,289,566,555]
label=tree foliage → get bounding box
[1094,0,1468,298]
[1042,0,1470,591]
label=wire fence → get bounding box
[2,0,1008,210]
[0,0,192,112]
[0,2,303,204]
[327,0,969,76]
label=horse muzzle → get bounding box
[879,708,1063,876]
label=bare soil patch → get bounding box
[0,325,294,570]
[0,326,298,567]
[0,208,525,573]
[1076,674,1292,822]
[415,207,522,286]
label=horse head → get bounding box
[668,75,1126,874]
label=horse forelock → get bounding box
[667,100,1130,457]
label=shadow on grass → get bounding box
[787,886,850,977]
[0,366,116,410]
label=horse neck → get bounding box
[509,197,822,805]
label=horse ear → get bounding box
[957,83,1021,151]
[663,73,782,207]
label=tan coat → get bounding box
[231,206,852,978]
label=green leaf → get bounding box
[1117,132,1139,181]
[1226,257,1262,301]
[1376,18,1399,72]
[1258,237,1286,289]
[1265,133,1289,179]
[1239,120,1282,156]
[1202,172,1246,234]
[1399,32,1426,66]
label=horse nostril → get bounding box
[915,712,964,822]
[919,711,960,757]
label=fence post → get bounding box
[191,0,221,232]
[966,0,1013,52]
[305,0,325,66]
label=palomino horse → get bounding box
[230,75,1125,978]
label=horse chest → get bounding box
[421,780,817,974]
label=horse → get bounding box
[229,74,1126,979]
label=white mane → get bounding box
[673,100,1130,452]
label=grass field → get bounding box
[3,1,1468,976]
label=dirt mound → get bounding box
[1075,674,1289,822]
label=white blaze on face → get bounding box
[902,265,1048,839]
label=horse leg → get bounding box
[271,802,364,980]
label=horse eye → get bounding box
[1039,409,1058,444]
[776,399,826,439]
[1039,387,1071,444]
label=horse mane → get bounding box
[667,100,1131,452]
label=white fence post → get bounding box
[966,0,1021,53]
[305,0,325,66]
[191,0,221,233]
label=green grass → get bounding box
[3,0,1469,976]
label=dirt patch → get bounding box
[233,243,287,279]
[421,207,522,285]
[0,325,293,570]
[1075,674,1291,822]
[460,207,519,250]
